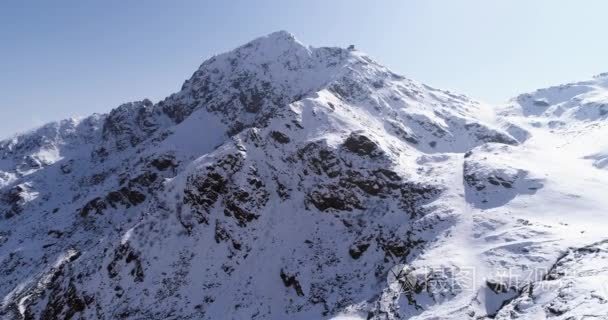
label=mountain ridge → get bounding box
[1,31,608,320]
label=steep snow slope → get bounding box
[411,74,608,319]
[0,31,607,320]
[474,74,608,320]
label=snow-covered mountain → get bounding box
[1,31,608,320]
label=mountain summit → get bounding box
[1,32,608,320]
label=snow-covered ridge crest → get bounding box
[171,30,358,133]
[504,72,608,121]
[2,30,517,162]
[0,115,104,172]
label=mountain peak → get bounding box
[250,30,300,46]
[170,32,358,133]
[229,30,310,61]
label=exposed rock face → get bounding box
[3,31,608,320]
[102,99,158,150]
[463,144,544,209]
[343,132,381,157]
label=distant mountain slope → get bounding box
[1,31,607,320]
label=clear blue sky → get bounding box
[1,0,607,138]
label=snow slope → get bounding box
[1,31,608,320]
